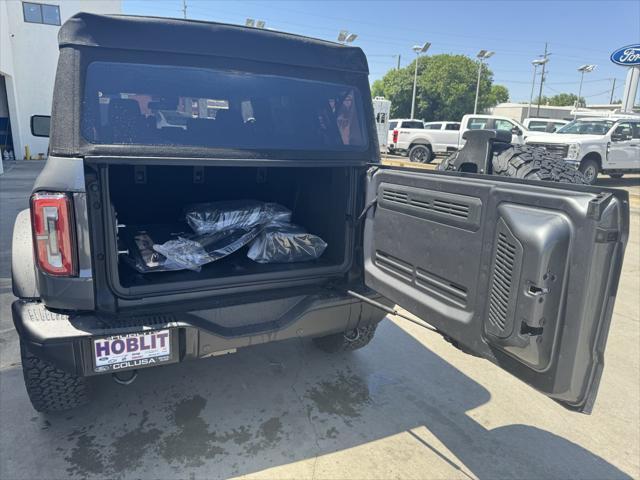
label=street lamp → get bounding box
[527,57,548,119]
[474,50,495,114]
[337,30,358,44]
[410,42,431,119]
[576,64,596,115]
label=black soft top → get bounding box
[58,13,369,74]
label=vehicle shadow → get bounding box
[0,321,631,480]
[596,175,640,188]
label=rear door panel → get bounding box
[364,167,628,413]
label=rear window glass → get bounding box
[527,121,548,131]
[388,121,398,131]
[82,62,368,151]
[467,118,488,130]
[445,123,460,131]
[401,121,424,129]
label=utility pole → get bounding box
[536,42,549,116]
[182,0,187,19]
[610,78,617,104]
[397,54,401,71]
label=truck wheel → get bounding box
[313,323,378,353]
[579,158,599,185]
[439,145,587,184]
[409,144,433,163]
[20,341,88,413]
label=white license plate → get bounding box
[93,329,172,372]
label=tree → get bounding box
[534,93,585,107]
[487,85,509,106]
[371,54,509,121]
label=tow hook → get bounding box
[112,370,138,385]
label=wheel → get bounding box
[439,144,587,184]
[408,144,433,163]
[579,157,599,185]
[312,323,379,353]
[20,341,88,413]
[609,173,624,179]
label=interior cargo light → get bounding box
[31,192,76,276]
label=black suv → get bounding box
[12,13,628,414]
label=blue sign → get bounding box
[611,44,640,66]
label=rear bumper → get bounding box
[12,289,388,377]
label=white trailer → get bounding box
[372,96,391,150]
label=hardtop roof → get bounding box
[58,13,369,74]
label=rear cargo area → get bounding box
[105,164,355,293]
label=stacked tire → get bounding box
[438,144,588,184]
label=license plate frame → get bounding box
[92,329,178,374]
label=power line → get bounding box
[186,3,609,64]
[241,0,614,55]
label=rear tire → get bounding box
[409,144,433,163]
[439,144,587,184]
[579,157,599,185]
[20,341,88,413]
[313,323,378,353]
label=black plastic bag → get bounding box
[185,200,291,234]
[247,223,327,264]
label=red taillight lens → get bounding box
[392,129,398,143]
[31,193,76,276]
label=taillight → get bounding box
[31,193,76,276]
[392,129,398,143]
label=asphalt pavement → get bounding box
[0,160,638,480]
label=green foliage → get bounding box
[371,54,509,121]
[534,93,585,107]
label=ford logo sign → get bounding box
[611,44,640,66]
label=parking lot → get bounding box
[0,160,638,480]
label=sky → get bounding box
[123,0,640,105]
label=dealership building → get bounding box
[0,0,121,166]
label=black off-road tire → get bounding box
[313,323,378,353]
[409,144,433,163]
[439,144,587,184]
[20,341,88,413]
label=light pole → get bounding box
[337,30,358,44]
[527,58,548,119]
[410,42,430,119]
[474,50,494,114]
[576,64,596,116]
[245,18,266,28]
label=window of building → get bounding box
[23,2,61,26]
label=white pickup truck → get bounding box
[525,116,640,184]
[387,119,460,162]
[389,115,531,162]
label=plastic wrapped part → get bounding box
[185,201,291,235]
[122,226,193,273]
[247,223,328,264]
[153,226,264,272]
